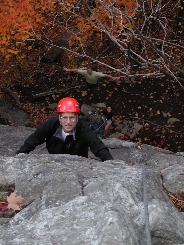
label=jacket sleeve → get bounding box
[16,131,45,154]
[16,117,58,154]
[95,147,114,161]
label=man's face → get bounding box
[59,112,78,133]
[87,69,92,75]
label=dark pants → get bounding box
[86,82,98,100]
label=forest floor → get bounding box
[2,72,184,153]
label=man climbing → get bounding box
[16,97,113,162]
[63,67,120,101]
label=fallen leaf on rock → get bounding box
[137,145,143,149]
[129,161,134,165]
[7,191,25,211]
[119,135,129,140]
[0,203,8,212]
[136,138,142,142]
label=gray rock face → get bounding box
[0,125,184,245]
[0,99,31,127]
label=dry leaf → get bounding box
[162,111,167,118]
[129,161,134,165]
[167,118,180,125]
[82,91,87,96]
[7,191,25,211]
[136,138,142,142]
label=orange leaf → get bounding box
[7,191,25,211]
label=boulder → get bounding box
[0,125,184,245]
[0,99,31,127]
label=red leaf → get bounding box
[129,161,134,165]
[1,203,8,212]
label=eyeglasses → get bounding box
[60,116,76,122]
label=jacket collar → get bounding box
[54,120,82,140]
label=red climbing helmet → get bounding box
[57,97,80,113]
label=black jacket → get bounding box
[16,116,113,162]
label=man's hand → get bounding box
[63,66,68,71]
[63,67,78,72]
[113,77,120,82]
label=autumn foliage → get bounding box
[0,0,55,59]
[0,0,137,58]
[0,0,183,88]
